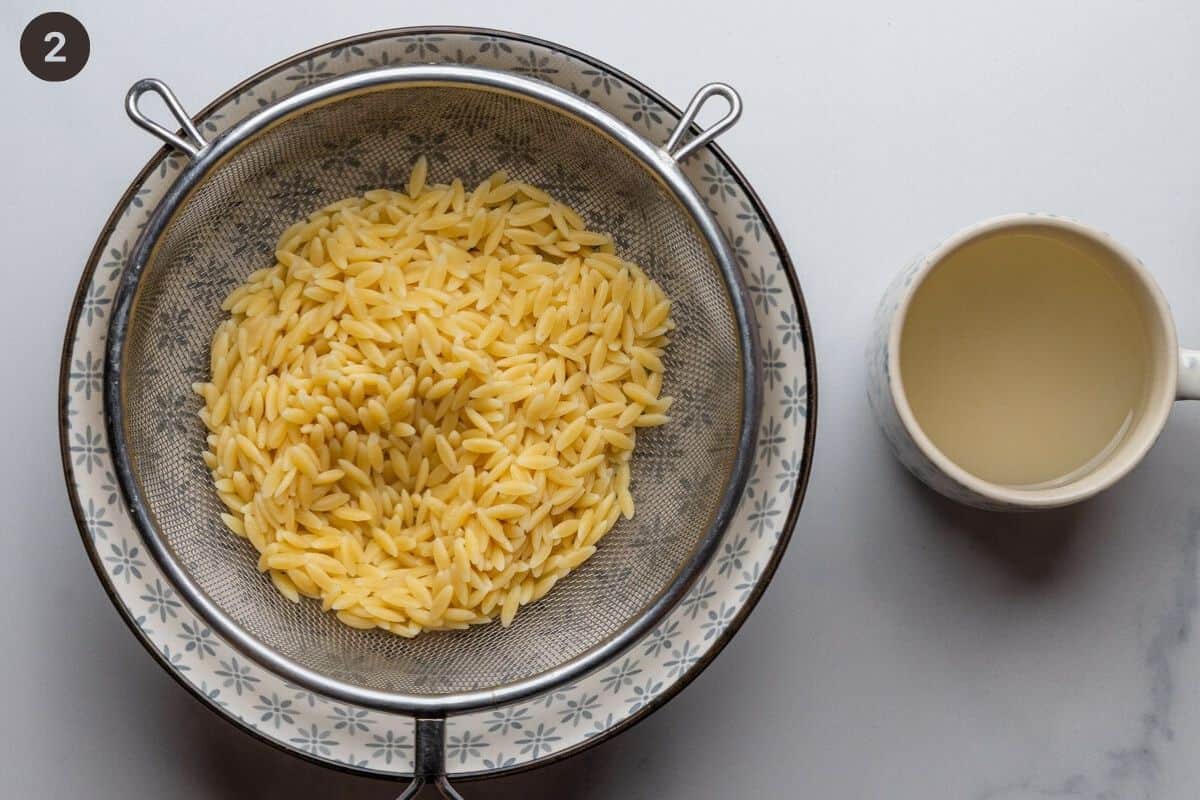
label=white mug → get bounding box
[866,213,1200,511]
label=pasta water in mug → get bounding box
[867,214,1200,511]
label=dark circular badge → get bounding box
[20,12,89,82]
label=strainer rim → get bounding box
[104,63,762,715]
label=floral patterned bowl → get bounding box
[59,26,816,781]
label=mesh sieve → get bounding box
[105,65,759,793]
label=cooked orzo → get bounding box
[194,157,674,636]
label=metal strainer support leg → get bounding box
[395,718,463,800]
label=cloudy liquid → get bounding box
[899,227,1153,488]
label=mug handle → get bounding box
[1178,349,1200,399]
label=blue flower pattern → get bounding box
[680,576,717,620]
[482,752,519,769]
[447,730,488,763]
[70,425,106,474]
[102,241,128,281]
[514,723,561,757]
[736,563,764,602]
[642,619,680,657]
[701,603,737,641]
[559,693,601,726]
[105,539,144,583]
[783,377,808,421]
[717,535,750,577]
[84,498,112,540]
[370,729,410,764]
[179,620,217,659]
[158,644,191,673]
[329,705,371,734]
[599,658,642,695]
[70,351,102,400]
[140,579,180,622]
[486,706,529,735]
[255,693,296,729]
[290,723,338,756]
[626,677,665,713]
[215,657,260,696]
[664,641,701,678]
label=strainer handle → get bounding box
[664,83,743,162]
[394,717,465,800]
[125,78,209,158]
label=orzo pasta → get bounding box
[194,158,674,636]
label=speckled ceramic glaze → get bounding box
[867,213,1200,511]
[864,253,1008,508]
[59,28,815,780]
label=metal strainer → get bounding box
[105,65,760,797]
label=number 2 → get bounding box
[44,31,66,63]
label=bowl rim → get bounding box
[102,61,763,715]
[59,25,818,781]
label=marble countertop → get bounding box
[5,0,1200,797]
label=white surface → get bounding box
[4,0,1200,797]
